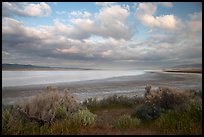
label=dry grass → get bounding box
[16,86,79,124]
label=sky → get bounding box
[2,2,202,69]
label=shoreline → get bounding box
[2,71,202,105]
[2,70,201,88]
[162,68,202,74]
[163,70,202,74]
[2,68,100,71]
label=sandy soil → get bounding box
[2,72,202,105]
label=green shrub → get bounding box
[49,118,71,135]
[55,106,67,119]
[39,124,50,135]
[197,90,202,97]
[158,91,186,110]
[131,105,162,121]
[6,120,40,135]
[83,95,145,111]
[82,97,98,110]
[2,109,12,134]
[113,114,140,130]
[132,87,188,121]
[2,86,81,135]
[147,87,187,111]
[19,122,40,135]
[154,100,202,135]
[72,109,96,128]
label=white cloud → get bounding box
[70,18,95,38]
[2,3,201,68]
[70,11,91,18]
[2,17,23,34]
[98,4,130,23]
[188,12,202,32]
[53,20,72,33]
[95,2,116,6]
[57,47,79,54]
[2,2,51,17]
[66,4,133,40]
[160,2,173,8]
[137,2,157,15]
[94,4,132,40]
[102,50,113,58]
[2,17,54,40]
[157,15,176,30]
[136,2,177,30]
[24,2,51,16]
[138,14,176,30]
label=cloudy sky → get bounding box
[2,2,202,69]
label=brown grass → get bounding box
[78,127,161,135]
[16,86,78,124]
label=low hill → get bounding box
[2,64,95,71]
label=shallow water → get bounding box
[2,70,145,87]
[2,71,202,105]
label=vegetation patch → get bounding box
[132,86,188,121]
[2,85,202,135]
[113,114,140,130]
[154,99,202,135]
[72,109,96,128]
[82,94,145,111]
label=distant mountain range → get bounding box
[2,63,95,70]
[2,64,51,69]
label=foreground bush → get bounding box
[55,106,67,120]
[4,109,95,135]
[2,85,201,135]
[131,104,161,121]
[2,86,97,135]
[72,109,96,128]
[154,100,202,134]
[44,108,96,135]
[113,114,140,130]
[2,109,12,134]
[16,86,78,125]
[83,94,145,111]
[132,87,188,121]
